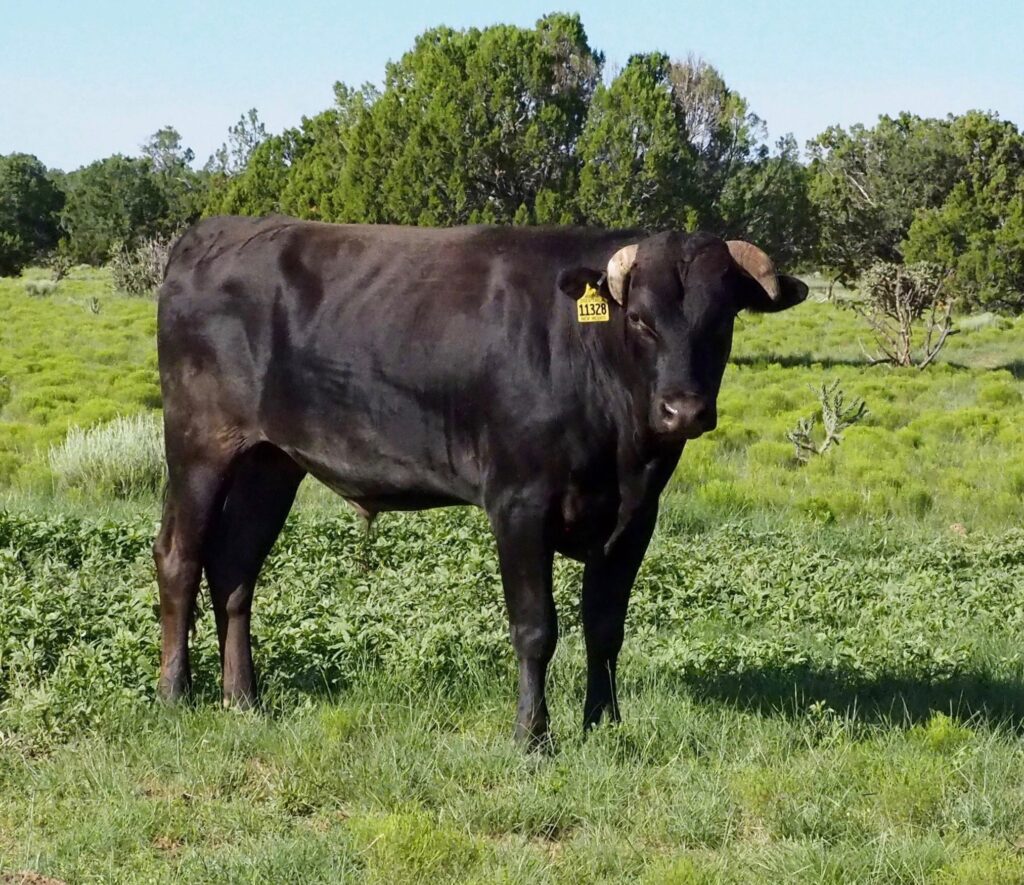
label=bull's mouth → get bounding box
[675,422,716,442]
[649,421,716,446]
[681,423,715,440]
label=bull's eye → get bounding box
[627,310,656,338]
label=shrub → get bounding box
[48,412,165,498]
[109,233,174,297]
[787,380,868,462]
[23,279,57,297]
[956,312,1002,332]
[47,243,74,281]
[854,261,957,368]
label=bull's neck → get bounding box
[562,302,658,462]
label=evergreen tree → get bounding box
[0,153,65,275]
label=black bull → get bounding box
[154,216,807,744]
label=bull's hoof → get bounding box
[156,674,191,705]
[514,721,555,754]
[582,702,621,733]
[221,690,259,712]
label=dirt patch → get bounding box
[1,873,68,885]
[152,835,184,855]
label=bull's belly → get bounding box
[269,414,622,556]
[261,377,484,501]
[279,441,479,513]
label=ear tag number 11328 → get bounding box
[576,283,610,323]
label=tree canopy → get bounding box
[0,153,65,275]
[336,14,601,225]
[806,113,960,282]
[904,111,1024,310]
[59,155,171,265]
[576,53,697,229]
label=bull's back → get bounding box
[158,214,616,407]
[159,216,510,420]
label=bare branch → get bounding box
[856,261,957,369]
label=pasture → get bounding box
[2,270,1024,882]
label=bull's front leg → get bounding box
[582,503,658,730]
[489,499,557,748]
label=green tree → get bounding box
[207,132,300,217]
[716,135,818,267]
[668,54,764,227]
[281,84,378,220]
[905,111,1024,310]
[60,155,169,264]
[0,153,65,276]
[142,125,195,174]
[578,53,813,262]
[206,109,268,176]
[338,14,601,225]
[576,53,698,229]
[806,113,959,283]
[141,126,205,230]
[202,109,271,214]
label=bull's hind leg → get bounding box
[203,443,305,708]
[154,457,233,702]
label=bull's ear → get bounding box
[740,273,809,313]
[556,268,614,303]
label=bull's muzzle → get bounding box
[654,393,717,440]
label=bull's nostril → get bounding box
[656,394,713,438]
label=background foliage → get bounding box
[2,14,1021,308]
[0,153,64,276]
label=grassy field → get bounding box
[2,269,1022,527]
[2,269,1024,882]
[0,267,159,489]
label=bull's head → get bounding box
[560,232,808,444]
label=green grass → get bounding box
[3,509,1024,882]
[5,683,1024,883]
[0,267,159,488]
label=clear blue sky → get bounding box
[2,0,1021,171]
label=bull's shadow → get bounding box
[731,354,1024,379]
[729,353,875,370]
[952,358,1024,379]
[662,663,1024,732]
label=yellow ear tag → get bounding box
[576,283,610,323]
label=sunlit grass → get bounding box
[3,672,1024,882]
[0,267,158,488]
[2,265,1024,881]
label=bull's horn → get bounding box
[726,240,780,301]
[606,244,638,304]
